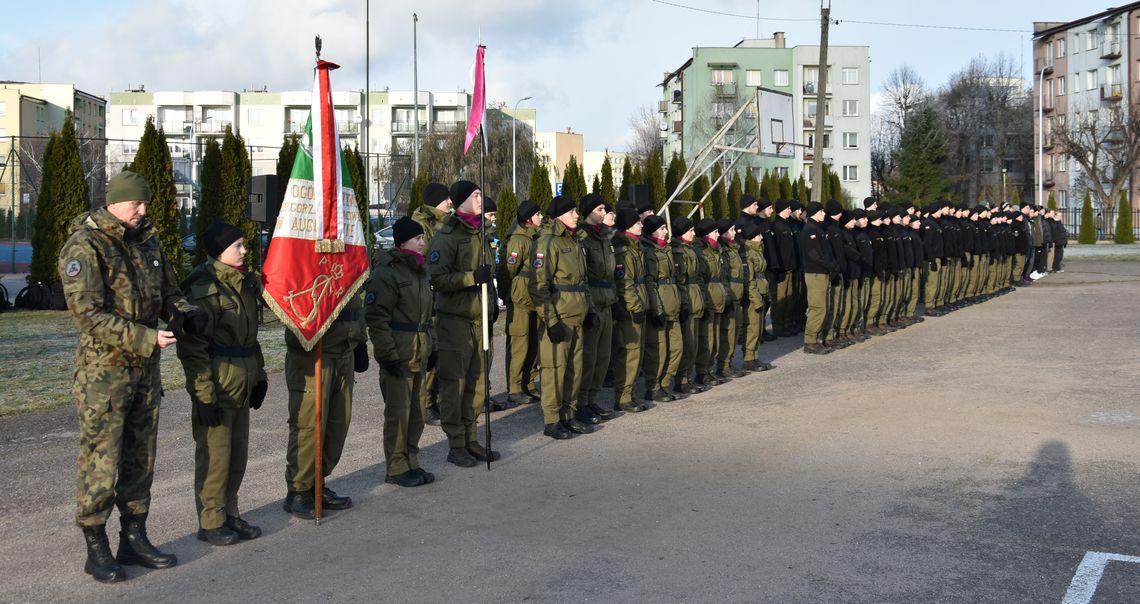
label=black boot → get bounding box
[283,490,315,519]
[225,516,262,540]
[115,514,177,569]
[82,525,126,583]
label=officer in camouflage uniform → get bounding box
[366,217,437,488]
[60,171,200,582]
[611,208,650,414]
[532,196,597,438]
[427,180,500,466]
[496,200,543,406]
[282,290,367,518]
[177,222,268,547]
[411,182,451,425]
[577,194,617,423]
[670,215,704,394]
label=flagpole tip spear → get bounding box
[315,35,322,60]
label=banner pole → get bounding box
[313,338,324,524]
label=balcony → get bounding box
[1041,102,1054,114]
[712,82,737,98]
[672,121,683,134]
[391,121,428,134]
[1101,40,1122,59]
[802,116,833,129]
[672,89,683,104]
[433,120,466,133]
[1034,58,1054,75]
[195,120,232,134]
[338,122,359,134]
[161,121,192,136]
[802,82,831,96]
[1042,169,1055,188]
[1042,134,1054,150]
[1102,83,1123,102]
[658,100,669,112]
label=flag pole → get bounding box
[313,339,324,523]
[479,121,492,470]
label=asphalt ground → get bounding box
[1,260,1138,603]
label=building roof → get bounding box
[1032,2,1140,39]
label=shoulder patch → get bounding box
[615,264,626,278]
[809,234,817,239]
[429,250,441,263]
[64,259,81,278]
[533,257,545,268]
[507,251,519,265]
[365,291,377,305]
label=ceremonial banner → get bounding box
[463,45,487,155]
[262,59,369,350]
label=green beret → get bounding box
[106,170,152,205]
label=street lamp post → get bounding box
[1037,63,1053,207]
[512,95,532,196]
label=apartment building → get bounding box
[1034,4,1136,210]
[661,34,872,201]
[536,128,585,194]
[0,82,106,226]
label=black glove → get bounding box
[842,275,851,288]
[774,271,786,284]
[249,379,268,410]
[723,301,735,314]
[647,313,665,327]
[172,307,209,337]
[381,359,404,378]
[929,260,939,273]
[473,264,493,284]
[611,303,630,322]
[354,342,369,373]
[492,304,500,324]
[426,351,438,372]
[583,311,599,330]
[195,399,222,427]
[547,321,569,343]
[679,308,691,322]
[631,311,646,324]
[829,274,841,287]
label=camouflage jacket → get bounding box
[59,208,194,367]
[176,260,266,408]
[411,204,448,244]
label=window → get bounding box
[806,132,831,148]
[710,69,734,85]
[1057,155,1067,172]
[122,108,139,126]
[711,101,733,117]
[842,165,858,181]
[1056,37,1066,58]
[1058,190,1067,207]
[1048,78,1054,105]
[1107,64,1120,85]
[1057,76,1066,95]
[1003,159,1016,173]
[247,108,263,125]
[746,70,762,87]
[773,69,789,87]
[0,101,6,117]
[1087,29,1097,50]
[804,66,819,85]
[981,134,994,148]
[0,127,6,138]
[1073,33,1081,52]
[982,158,995,173]
[842,99,859,116]
[842,68,859,85]
[1087,70,1098,90]
[774,167,789,178]
[843,132,858,149]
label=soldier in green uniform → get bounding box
[60,171,200,582]
[411,182,451,425]
[497,200,543,406]
[364,217,437,487]
[531,196,597,439]
[611,208,651,414]
[641,214,684,402]
[740,222,773,371]
[177,222,267,546]
[577,195,618,423]
[716,219,744,378]
[670,215,704,394]
[427,180,500,465]
[282,294,367,518]
[693,219,727,386]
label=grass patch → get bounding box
[0,310,290,417]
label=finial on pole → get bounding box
[315,35,323,60]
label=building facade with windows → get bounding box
[1034,3,1136,211]
[0,82,106,229]
[536,129,585,194]
[661,34,871,201]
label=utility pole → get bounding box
[810,0,830,202]
[413,13,420,176]
[365,1,371,227]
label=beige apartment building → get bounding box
[536,129,585,195]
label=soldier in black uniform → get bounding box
[800,202,840,354]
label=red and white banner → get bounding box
[262,59,369,350]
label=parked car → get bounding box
[374,225,394,250]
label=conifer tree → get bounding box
[131,117,187,276]
[1115,190,1134,244]
[618,156,633,202]
[725,171,743,219]
[561,155,587,202]
[1078,192,1096,244]
[407,169,430,216]
[496,188,518,241]
[194,138,224,264]
[1046,191,1057,211]
[779,171,793,200]
[705,162,724,219]
[528,160,553,211]
[744,167,760,199]
[218,125,254,266]
[28,133,59,283]
[600,154,616,205]
[642,147,666,209]
[591,174,601,195]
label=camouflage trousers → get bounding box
[74,363,162,527]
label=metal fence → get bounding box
[1058,206,1140,241]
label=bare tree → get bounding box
[1055,105,1140,211]
[870,110,897,197]
[881,65,929,134]
[628,104,663,163]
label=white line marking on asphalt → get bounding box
[1062,551,1140,604]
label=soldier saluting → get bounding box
[60,170,205,582]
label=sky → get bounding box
[1,0,1096,152]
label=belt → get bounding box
[728,277,747,284]
[208,344,257,358]
[552,284,587,293]
[707,278,724,285]
[335,311,359,323]
[389,321,431,333]
[633,278,645,285]
[588,279,614,289]
[657,277,674,285]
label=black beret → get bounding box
[642,215,666,234]
[517,200,540,224]
[547,195,575,219]
[790,200,804,212]
[716,218,733,234]
[449,180,480,206]
[483,196,496,212]
[579,193,605,217]
[202,220,243,259]
[615,207,640,231]
[695,218,718,237]
[852,209,867,220]
[741,222,763,240]
[392,216,424,247]
[868,210,882,221]
[862,196,876,208]
[423,182,450,206]
[806,201,824,216]
[825,199,843,215]
[841,210,854,224]
[672,215,694,236]
[757,199,772,212]
[635,197,654,214]
[774,199,791,213]
[739,194,759,211]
